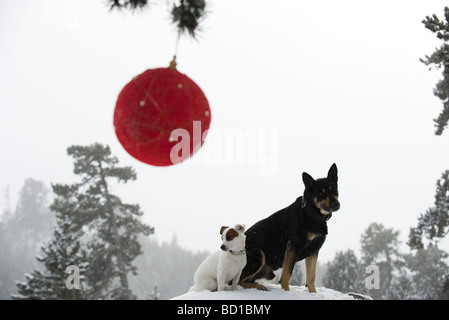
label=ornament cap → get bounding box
[169,56,177,70]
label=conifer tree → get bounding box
[0,179,54,299]
[6,178,54,255]
[407,170,449,299]
[421,7,449,135]
[360,223,403,299]
[322,250,363,293]
[417,6,449,299]
[404,244,448,299]
[50,143,154,299]
[12,217,88,300]
[408,170,449,249]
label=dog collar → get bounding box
[301,196,332,222]
[229,249,246,255]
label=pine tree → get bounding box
[407,171,449,299]
[0,179,54,299]
[50,143,154,299]
[418,6,449,299]
[7,178,55,254]
[12,217,88,300]
[322,250,363,293]
[421,7,449,135]
[360,223,403,299]
[404,244,448,299]
[408,170,449,249]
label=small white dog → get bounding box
[189,224,247,292]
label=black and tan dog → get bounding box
[239,164,340,292]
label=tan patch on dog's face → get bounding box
[225,228,239,242]
[314,197,331,215]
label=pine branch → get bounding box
[171,0,207,38]
[107,0,148,10]
[107,0,207,38]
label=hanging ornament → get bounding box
[114,57,211,166]
[111,0,210,166]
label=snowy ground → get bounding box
[172,283,357,300]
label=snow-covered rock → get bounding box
[172,283,356,300]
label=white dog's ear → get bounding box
[234,224,245,233]
[220,226,229,235]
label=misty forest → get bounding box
[1,1,449,300]
[0,142,448,300]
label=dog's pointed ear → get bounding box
[220,226,229,235]
[302,172,315,189]
[234,224,245,233]
[328,163,338,182]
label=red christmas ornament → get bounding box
[114,58,211,166]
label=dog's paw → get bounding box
[239,282,267,291]
[256,284,268,291]
[307,286,317,293]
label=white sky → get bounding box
[1,0,449,262]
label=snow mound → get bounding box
[172,283,355,300]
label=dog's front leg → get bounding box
[217,269,226,291]
[280,240,299,291]
[232,270,242,291]
[305,252,318,293]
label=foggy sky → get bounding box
[1,0,449,262]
